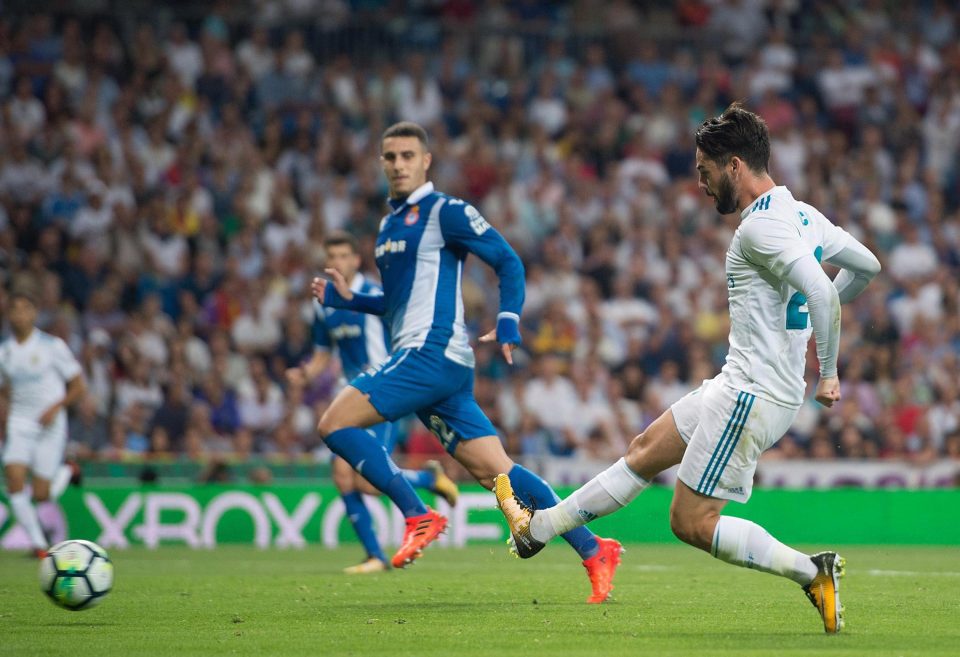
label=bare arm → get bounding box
[285,350,332,388]
[38,375,87,427]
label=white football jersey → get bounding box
[722,186,851,408]
[0,329,83,421]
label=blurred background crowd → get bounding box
[1,0,959,477]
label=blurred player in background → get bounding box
[286,231,458,574]
[495,104,882,629]
[313,121,623,603]
[1,284,86,558]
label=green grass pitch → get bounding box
[2,544,958,657]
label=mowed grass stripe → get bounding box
[1,545,958,657]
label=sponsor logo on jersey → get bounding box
[404,205,420,226]
[374,239,407,258]
[727,274,735,289]
[465,204,491,236]
[329,324,363,340]
[725,486,745,496]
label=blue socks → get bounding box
[341,492,387,562]
[325,427,428,518]
[403,468,436,490]
[508,464,599,559]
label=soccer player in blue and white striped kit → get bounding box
[287,231,459,574]
[312,122,623,603]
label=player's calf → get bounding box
[668,507,717,552]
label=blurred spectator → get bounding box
[0,2,957,471]
[149,384,192,452]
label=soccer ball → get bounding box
[38,540,114,610]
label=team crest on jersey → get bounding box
[404,205,420,226]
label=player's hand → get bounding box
[310,276,327,301]
[480,314,522,365]
[38,404,61,427]
[311,269,354,304]
[285,366,307,388]
[815,376,841,407]
[479,330,517,365]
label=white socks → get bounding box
[9,491,48,550]
[530,458,649,542]
[711,516,817,585]
[50,464,73,499]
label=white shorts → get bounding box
[2,416,67,480]
[672,375,797,503]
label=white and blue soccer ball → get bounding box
[38,539,114,610]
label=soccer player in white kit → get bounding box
[494,104,881,633]
[1,287,86,557]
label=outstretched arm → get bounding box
[311,269,386,316]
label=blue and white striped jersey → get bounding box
[373,182,525,368]
[312,274,389,381]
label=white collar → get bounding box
[349,272,365,293]
[390,181,435,214]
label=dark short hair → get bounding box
[382,121,429,149]
[323,230,360,253]
[694,102,770,173]
[10,285,38,306]
[9,278,39,306]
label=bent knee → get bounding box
[669,507,717,550]
[625,431,647,458]
[624,430,653,472]
[317,411,344,439]
[669,509,697,545]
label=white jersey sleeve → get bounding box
[52,337,83,382]
[820,221,852,260]
[738,217,810,278]
[722,186,849,407]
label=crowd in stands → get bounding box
[1,0,959,474]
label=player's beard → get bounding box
[712,172,738,215]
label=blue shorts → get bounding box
[350,346,497,454]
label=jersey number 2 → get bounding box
[785,246,823,330]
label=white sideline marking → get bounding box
[864,569,960,577]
